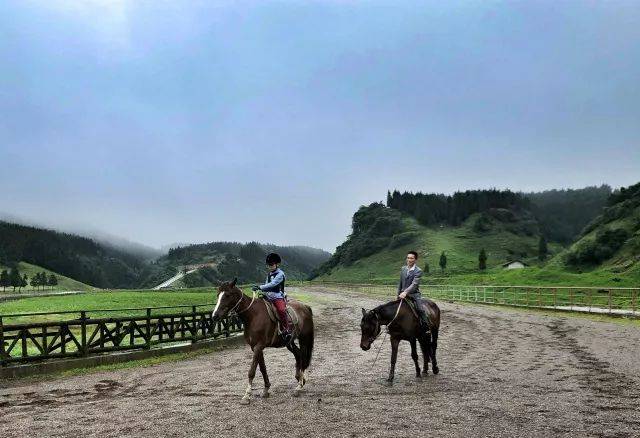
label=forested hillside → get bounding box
[150,241,331,287]
[560,182,640,271]
[0,222,153,288]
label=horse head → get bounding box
[211,277,242,321]
[360,308,381,351]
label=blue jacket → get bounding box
[258,268,286,300]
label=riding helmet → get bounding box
[266,252,282,265]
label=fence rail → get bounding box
[306,282,639,316]
[0,304,242,367]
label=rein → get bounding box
[371,298,404,369]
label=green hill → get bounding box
[313,185,639,287]
[313,203,560,283]
[556,182,640,278]
[0,261,96,293]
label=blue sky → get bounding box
[1,1,639,251]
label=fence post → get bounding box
[632,289,637,316]
[0,316,6,367]
[608,290,612,314]
[191,306,197,344]
[553,289,557,309]
[145,308,152,350]
[80,311,88,357]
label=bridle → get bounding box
[368,298,404,341]
[368,298,405,368]
[227,289,256,316]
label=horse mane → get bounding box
[372,300,400,318]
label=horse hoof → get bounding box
[239,397,250,405]
[384,379,393,387]
[262,390,270,398]
[422,370,429,377]
[433,366,440,375]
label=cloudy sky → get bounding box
[1,1,639,252]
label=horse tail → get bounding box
[298,306,314,370]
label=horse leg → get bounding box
[430,328,440,375]
[240,345,263,405]
[257,350,271,398]
[410,339,421,378]
[418,336,430,376]
[386,337,400,384]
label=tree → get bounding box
[0,269,9,291]
[538,236,548,261]
[9,267,21,292]
[479,248,487,270]
[30,274,39,291]
[439,251,447,273]
[48,274,58,289]
[35,272,47,290]
[21,274,28,292]
[423,262,430,274]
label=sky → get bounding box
[1,1,639,252]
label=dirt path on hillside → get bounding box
[1,287,640,438]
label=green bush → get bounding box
[389,231,419,249]
[566,228,629,266]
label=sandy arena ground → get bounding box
[1,287,639,438]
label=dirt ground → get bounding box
[1,287,640,438]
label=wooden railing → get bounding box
[0,304,243,367]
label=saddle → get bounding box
[263,299,299,335]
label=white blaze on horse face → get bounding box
[213,292,225,316]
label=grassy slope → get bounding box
[318,214,562,283]
[316,212,640,287]
[0,262,96,293]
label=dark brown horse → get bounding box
[360,297,440,383]
[211,278,314,404]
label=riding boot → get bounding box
[412,299,430,334]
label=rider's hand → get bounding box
[251,285,261,292]
[398,291,407,299]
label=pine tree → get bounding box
[21,274,28,291]
[30,274,39,291]
[479,248,487,270]
[423,262,430,274]
[48,274,58,289]
[36,272,45,290]
[538,236,548,261]
[9,267,21,292]
[0,269,9,291]
[439,251,447,273]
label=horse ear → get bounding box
[230,277,237,288]
[361,308,367,317]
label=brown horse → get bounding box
[211,278,314,404]
[360,297,440,383]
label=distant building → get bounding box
[502,260,528,270]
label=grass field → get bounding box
[0,288,217,324]
[0,262,96,293]
[0,286,316,324]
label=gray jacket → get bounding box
[398,265,422,297]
